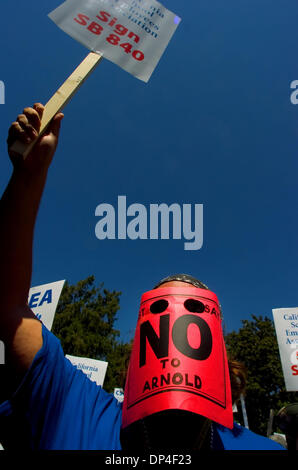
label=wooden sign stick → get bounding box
[10,52,103,158]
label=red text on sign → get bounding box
[95,11,140,43]
[74,13,144,61]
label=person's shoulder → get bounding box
[214,422,286,451]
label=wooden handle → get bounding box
[10,52,103,159]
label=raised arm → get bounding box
[0,104,63,376]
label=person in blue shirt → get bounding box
[0,105,285,451]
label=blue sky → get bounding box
[1,0,298,342]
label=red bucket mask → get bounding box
[122,287,233,429]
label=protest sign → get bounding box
[28,280,65,331]
[122,287,233,429]
[10,0,180,158]
[272,307,298,391]
[66,354,108,386]
[114,387,125,402]
[48,0,181,82]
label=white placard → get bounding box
[272,307,298,391]
[232,402,238,413]
[28,280,65,331]
[114,387,124,402]
[48,0,181,82]
[66,354,108,386]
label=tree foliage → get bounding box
[225,315,298,435]
[52,275,132,393]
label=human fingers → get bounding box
[38,112,64,155]
[13,113,38,143]
[33,103,45,121]
[7,103,45,148]
[47,112,64,139]
[7,121,31,148]
[23,106,42,134]
[9,104,44,146]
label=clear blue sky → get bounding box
[1,0,298,342]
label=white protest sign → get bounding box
[11,0,180,158]
[66,354,108,386]
[28,280,65,331]
[272,307,298,391]
[48,0,181,82]
[114,387,124,402]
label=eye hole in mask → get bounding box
[150,299,169,314]
[184,299,205,313]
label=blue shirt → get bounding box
[0,325,284,450]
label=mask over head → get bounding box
[122,284,233,431]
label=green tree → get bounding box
[104,340,133,393]
[225,315,298,435]
[52,275,131,392]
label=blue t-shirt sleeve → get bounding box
[214,423,286,450]
[0,324,122,450]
